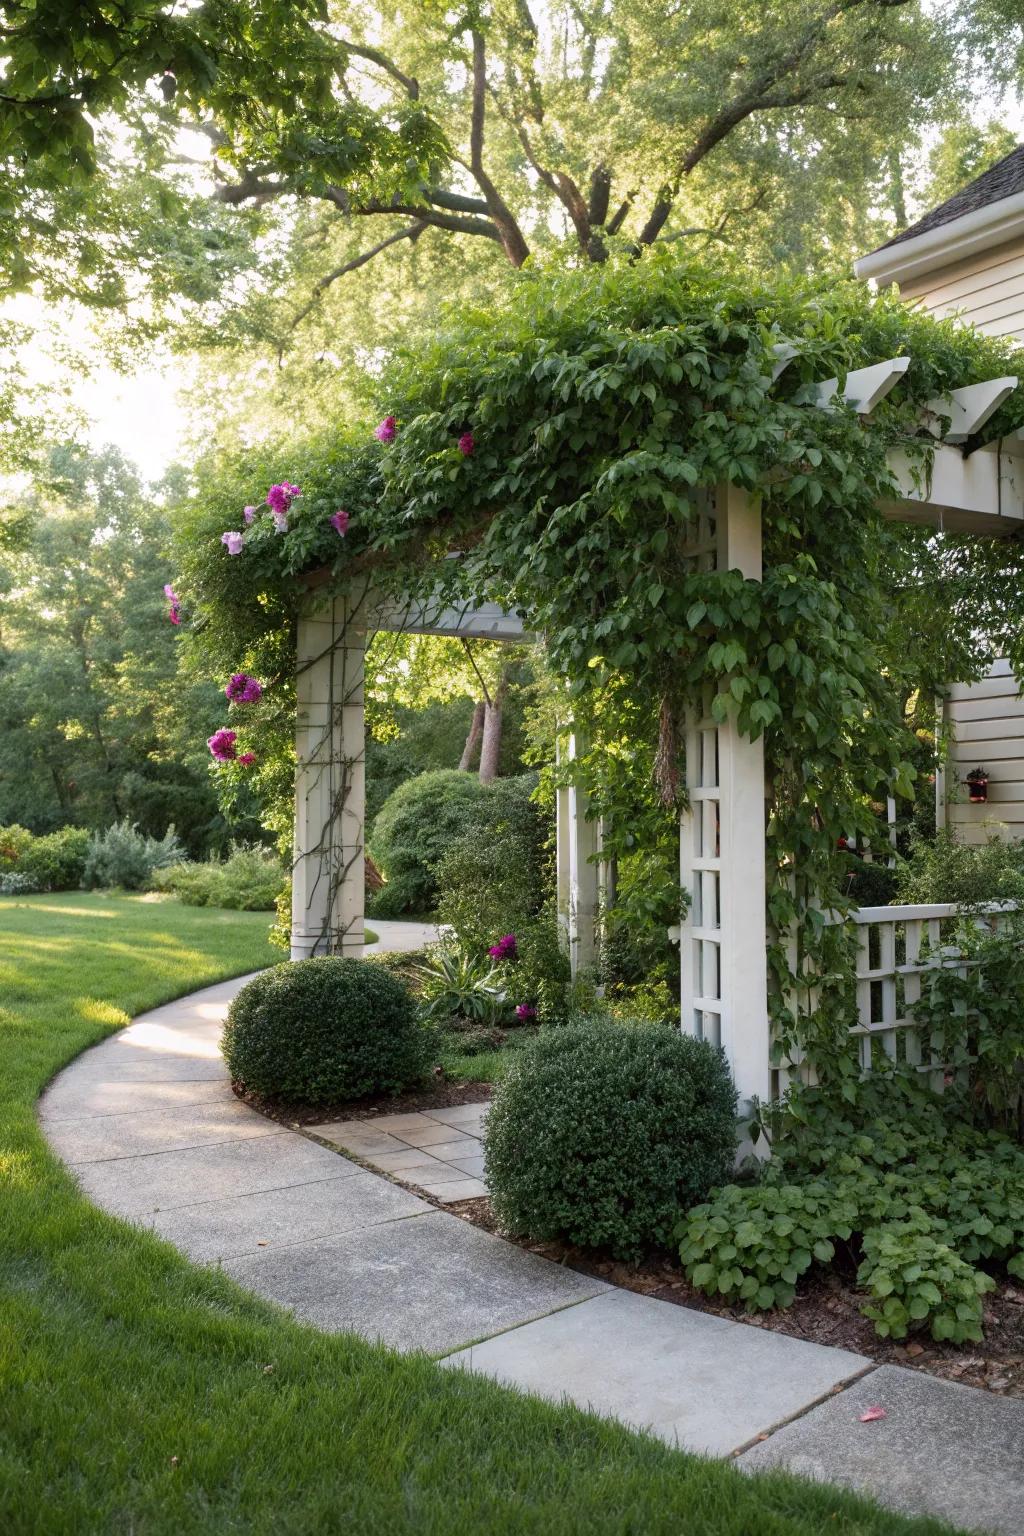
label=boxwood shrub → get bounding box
[484,1022,737,1259]
[222,957,430,1104]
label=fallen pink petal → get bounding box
[859,1406,887,1422]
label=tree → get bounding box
[0,444,244,850]
[6,3,1016,321]
[191,2,1007,280]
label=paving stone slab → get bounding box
[426,1104,490,1128]
[45,1097,278,1163]
[143,1172,429,1262]
[222,1209,607,1355]
[417,1177,489,1202]
[393,1122,479,1149]
[38,1076,234,1123]
[443,1288,870,1456]
[739,1363,1024,1536]
[73,1130,351,1218]
[309,1124,409,1157]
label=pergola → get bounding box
[290,357,1024,1111]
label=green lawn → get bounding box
[0,893,959,1536]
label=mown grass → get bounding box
[0,893,962,1535]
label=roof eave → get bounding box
[855,189,1024,288]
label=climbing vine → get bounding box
[173,252,1024,1076]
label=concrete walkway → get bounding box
[40,937,1024,1536]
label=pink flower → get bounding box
[266,482,301,515]
[224,673,263,704]
[207,728,237,762]
[330,509,349,537]
[221,531,244,555]
[374,415,397,443]
[515,1003,537,1021]
[243,505,256,525]
[163,584,181,625]
[488,933,518,961]
[458,431,474,456]
[271,509,288,533]
[238,752,256,766]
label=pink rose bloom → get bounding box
[243,505,256,525]
[238,752,256,766]
[458,431,474,456]
[266,482,301,515]
[224,673,263,704]
[221,531,244,555]
[207,728,237,762]
[374,415,397,443]
[330,509,349,536]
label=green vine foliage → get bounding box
[174,252,1024,1074]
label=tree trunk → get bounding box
[459,699,485,770]
[478,683,507,784]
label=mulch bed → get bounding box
[234,1078,1024,1400]
[232,1078,493,1129]
[446,1196,1024,1401]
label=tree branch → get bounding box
[287,221,427,335]
[341,43,419,100]
[469,31,531,267]
[322,188,503,242]
[636,0,910,246]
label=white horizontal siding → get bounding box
[899,234,1024,342]
[943,658,1024,840]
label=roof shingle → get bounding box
[876,144,1024,252]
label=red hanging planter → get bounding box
[966,767,989,804]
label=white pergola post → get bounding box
[679,484,771,1113]
[291,595,365,959]
[555,732,600,976]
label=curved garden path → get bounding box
[39,920,1024,1536]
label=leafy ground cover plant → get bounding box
[417,943,507,1026]
[678,1075,1024,1343]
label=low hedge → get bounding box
[222,956,431,1103]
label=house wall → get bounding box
[941,659,1024,843]
[900,232,1024,340]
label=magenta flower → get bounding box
[238,752,256,767]
[224,673,263,704]
[515,1004,538,1021]
[271,509,288,533]
[330,509,349,537]
[243,505,256,525]
[374,415,397,443]
[221,531,244,556]
[458,431,475,456]
[266,482,300,516]
[163,583,181,626]
[207,728,237,762]
[488,933,518,961]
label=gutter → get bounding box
[855,189,1024,288]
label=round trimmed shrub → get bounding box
[484,1023,737,1259]
[222,957,430,1104]
[369,769,489,916]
